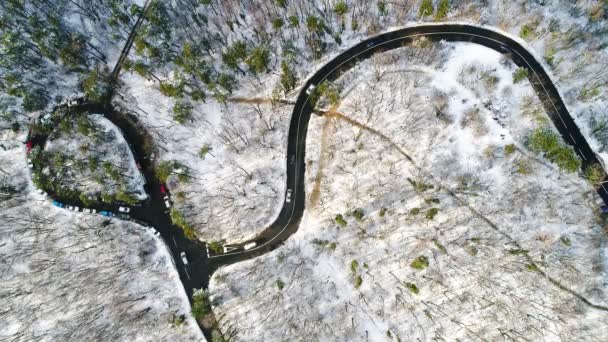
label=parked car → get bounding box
[285,189,292,203]
[27,158,33,168]
[99,211,114,217]
[83,208,96,214]
[180,251,188,265]
[160,184,166,194]
[164,195,171,208]
[39,113,51,124]
[67,99,81,107]
[601,205,608,214]
[26,140,33,153]
[67,205,79,212]
[118,206,130,213]
[244,242,257,250]
[136,162,142,170]
[52,200,64,208]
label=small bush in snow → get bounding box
[512,67,529,83]
[354,275,363,289]
[191,290,212,319]
[410,256,429,270]
[352,208,364,221]
[504,144,516,155]
[275,279,284,291]
[435,0,450,20]
[526,128,581,173]
[350,260,359,273]
[406,282,419,294]
[426,208,439,220]
[335,214,347,227]
[418,0,434,18]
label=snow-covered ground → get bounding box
[118,73,291,243]
[0,121,202,341]
[44,114,146,201]
[208,41,608,341]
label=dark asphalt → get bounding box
[25,24,608,338]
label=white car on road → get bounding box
[164,195,171,208]
[285,189,292,203]
[118,206,130,213]
[180,251,188,265]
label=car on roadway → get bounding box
[52,200,64,208]
[285,189,292,203]
[305,84,316,96]
[164,195,171,208]
[601,205,608,214]
[99,211,114,217]
[160,184,166,194]
[26,140,33,153]
[244,242,257,250]
[180,251,188,265]
[83,208,96,214]
[118,206,130,213]
[366,39,379,48]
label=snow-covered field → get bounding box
[208,41,608,341]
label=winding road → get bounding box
[26,24,608,338]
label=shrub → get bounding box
[435,0,450,20]
[335,214,347,227]
[560,235,571,246]
[170,208,197,240]
[513,67,528,83]
[433,239,447,254]
[508,249,529,256]
[208,240,223,254]
[504,144,516,155]
[350,260,359,273]
[198,145,212,159]
[246,46,270,74]
[426,208,439,220]
[410,256,429,270]
[410,207,420,215]
[527,128,581,173]
[276,279,284,290]
[333,1,348,16]
[584,164,604,186]
[352,208,364,221]
[526,263,540,272]
[191,290,212,319]
[519,23,536,39]
[406,282,419,294]
[379,207,387,217]
[418,0,434,17]
[354,275,363,288]
[172,101,193,124]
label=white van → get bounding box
[244,242,257,250]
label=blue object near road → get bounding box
[601,206,608,214]
[52,200,63,208]
[99,211,113,217]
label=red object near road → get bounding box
[26,140,33,153]
[160,184,166,194]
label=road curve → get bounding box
[25,23,608,337]
[208,23,608,268]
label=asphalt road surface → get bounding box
[25,23,608,338]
